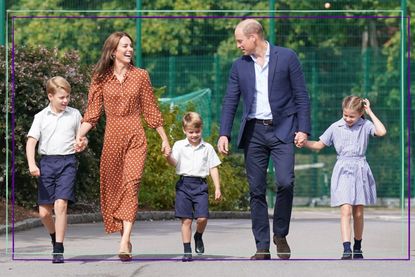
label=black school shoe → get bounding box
[182,253,193,262]
[194,234,205,254]
[353,249,364,259]
[52,253,64,263]
[341,250,352,260]
[52,244,64,264]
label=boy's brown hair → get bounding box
[46,76,71,95]
[182,112,203,130]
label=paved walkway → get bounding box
[1,208,414,276]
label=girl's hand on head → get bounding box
[363,98,371,111]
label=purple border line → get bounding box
[9,14,411,262]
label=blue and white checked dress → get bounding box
[320,118,377,207]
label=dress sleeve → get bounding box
[82,78,104,128]
[319,124,334,146]
[140,70,164,128]
[364,119,376,136]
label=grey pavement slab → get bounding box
[1,208,414,277]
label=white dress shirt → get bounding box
[27,105,82,155]
[171,138,221,178]
[248,41,272,120]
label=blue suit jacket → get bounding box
[219,45,311,148]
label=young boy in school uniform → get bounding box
[26,76,87,263]
[166,112,222,262]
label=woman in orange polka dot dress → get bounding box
[76,32,171,261]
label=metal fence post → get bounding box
[0,0,5,46]
[213,54,221,123]
[268,0,276,45]
[400,0,407,209]
[135,0,142,67]
[311,51,319,197]
[168,56,176,97]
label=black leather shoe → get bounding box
[273,236,291,260]
[341,250,352,260]
[52,244,64,264]
[194,234,204,254]
[250,249,271,260]
[353,249,364,259]
[52,253,64,264]
[182,253,193,262]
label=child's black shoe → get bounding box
[353,249,364,259]
[52,253,64,263]
[341,250,352,260]
[194,233,204,254]
[52,243,64,264]
[182,253,193,262]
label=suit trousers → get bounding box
[243,120,294,250]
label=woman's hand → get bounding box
[74,136,88,152]
[161,140,171,157]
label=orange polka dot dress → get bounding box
[83,65,163,233]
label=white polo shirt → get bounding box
[27,105,82,155]
[171,138,221,178]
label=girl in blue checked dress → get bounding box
[303,96,386,260]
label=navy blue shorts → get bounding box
[38,154,77,205]
[175,176,209,219]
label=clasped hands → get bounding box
[294,131,308,148]
[74,136,88,152]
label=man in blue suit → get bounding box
[218,19,311,260]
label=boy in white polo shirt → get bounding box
[26,76,87,263]
[166,112,222,262]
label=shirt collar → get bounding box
[184,138,206,149]
[110,63,132,81]
[337,117,365,127]
[250,41,270,62]
[46,104,68,116]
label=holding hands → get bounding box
[161,140,171,157]
[294,131,308,148]
[74,136,88,152]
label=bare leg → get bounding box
[54,199,68,243]
[340,204,352,242]
[119,220,133,253]
[194,217,207,254]
[196,217,207,234]
[352,205,364,240]
[181,218,192,243]
[39,204,55,234]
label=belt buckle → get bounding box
[262,119,272,126]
